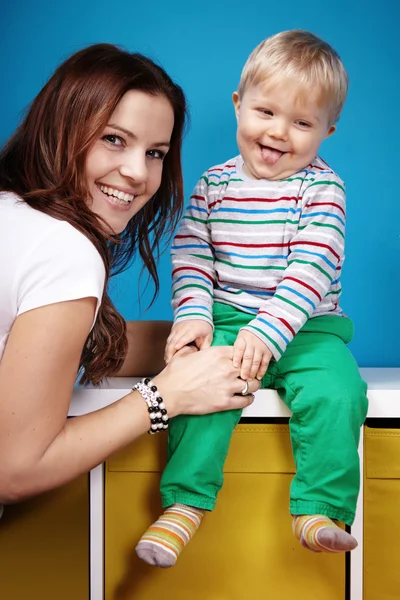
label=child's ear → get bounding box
[325,125,336,139]
[232,91,240,121]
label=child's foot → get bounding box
[135,503,204,567]
[292,515,358,553]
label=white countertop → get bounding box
[69,368,400,418]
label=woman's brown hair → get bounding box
[0,43,187,384]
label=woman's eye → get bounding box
[147,149,166,160]
[102,134,124,146]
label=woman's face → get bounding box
[85,90,175,234]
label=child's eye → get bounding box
[102,134,124,146]
[147,149,166,160]
[297,121,312,128]
[259,109,273,116]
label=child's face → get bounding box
[233,82,336,181]
[85,90,174,234]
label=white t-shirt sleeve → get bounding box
[16,220,106,321]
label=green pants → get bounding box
[160,303,368,525]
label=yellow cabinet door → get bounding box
[106,423,345,600]
[0,476,89,600]
[364,425,400,599]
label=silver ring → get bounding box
[240,381,249,396]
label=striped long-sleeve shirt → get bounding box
[171,154,346,361]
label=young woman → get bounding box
[0,44,258,510]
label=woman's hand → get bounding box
[153,345,260,418]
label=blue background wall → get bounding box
[1,0,399,366]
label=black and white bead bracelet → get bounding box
[132,377,169,435]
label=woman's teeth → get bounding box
[99,184,134,204]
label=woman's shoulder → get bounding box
[0,191,104,268]
[0,191,106,315]
[0,192,107,361]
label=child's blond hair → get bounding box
[237,30,348,125]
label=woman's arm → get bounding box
[0,298,151,502]
[0,299,258,503]
[116,320,172,376]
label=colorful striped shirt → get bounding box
[171,154,346,360]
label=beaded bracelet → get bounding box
[132,377,169,435]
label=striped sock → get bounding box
[292,514,358,553]
[136,503,204,567]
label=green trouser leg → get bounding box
[160,304,368,523]
[160,307,243,510]
[160,408,242,510]
[268,315,368,525]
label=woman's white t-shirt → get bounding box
[0,192,106,361]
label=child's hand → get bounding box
[165,320,213,364]
[233,330,272,381]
